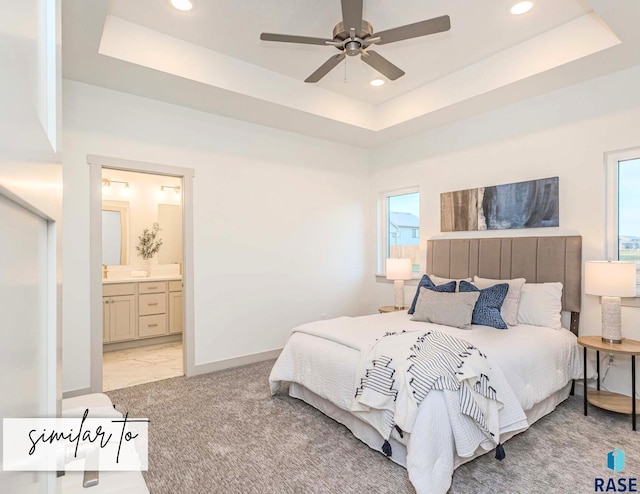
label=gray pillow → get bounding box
[410,288,480,329]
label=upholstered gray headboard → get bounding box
[426,236,582,334]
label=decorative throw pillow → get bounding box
[459,281,509,329]
[410,288,480,329]
[430,275,472,292]
[408,275,456,315]
[517,282,563,329]
[473,276,526,326]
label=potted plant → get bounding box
[136,223,163,276]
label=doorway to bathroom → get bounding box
[101,168,183,390]
[88,156,195,393]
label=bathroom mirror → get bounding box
[102,201,130,266]
[157,204,182,265]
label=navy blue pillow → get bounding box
[408,275,456,314]
[459,281,509,329]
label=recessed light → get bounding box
[510,1,533,15]
[171,0,193,11]
[370,79,385,87]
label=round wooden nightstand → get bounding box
[378,305,409,313]
[578,335,640,430]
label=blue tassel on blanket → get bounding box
[382,440,392,457]
[495,443,505,461]
[395,424,404,438]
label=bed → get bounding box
[270,236,584,494]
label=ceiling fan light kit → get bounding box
[260,0,451,83]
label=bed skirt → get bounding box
[288,381,573,469]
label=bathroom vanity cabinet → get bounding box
[103,277,183,345]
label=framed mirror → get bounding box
[157,204,182,265]
[102,201,129,265]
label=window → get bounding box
[380,188,420,275]
[606,149,640,294]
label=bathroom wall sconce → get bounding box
[160,185,181,195]
[102,178,130,193]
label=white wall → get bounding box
[0,0,61,215]
[0,0,61,308]
[367,64,640,397]
[62,80,370,393]
[0,2,60,491]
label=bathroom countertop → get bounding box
[102,275,182,284]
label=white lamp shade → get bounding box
[386,258,412,280]
[585,261,637,297]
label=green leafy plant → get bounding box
[137,223,163,260]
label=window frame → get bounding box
[377,186,421,278]
[605,147,640,297]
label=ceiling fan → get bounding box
[260,0,451,83]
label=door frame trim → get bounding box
[87,155,195,393]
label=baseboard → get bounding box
[192,348,282,376]
[103,333,182,352]
[62,386,92,399]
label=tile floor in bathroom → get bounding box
[103,341,183,391]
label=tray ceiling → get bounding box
[62,0,640,147]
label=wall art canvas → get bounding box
[440,177,559,232]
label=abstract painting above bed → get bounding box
[440,177,559,232]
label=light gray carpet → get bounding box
[108,360,639,494]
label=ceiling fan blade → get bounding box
[260,33,333,46]
[305,53,346,83]
[376,15,451,45]
[341,0,363,33]
[360,50,405,80]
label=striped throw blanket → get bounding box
[354,331,503,455]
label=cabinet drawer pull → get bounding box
[148,302,158,306]
[148,324,158,328]
[147,286,158,290]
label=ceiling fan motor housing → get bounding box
[333,20,373,56]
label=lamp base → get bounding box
[601,296,623,344]
[601,337,623,344]
[393,280,405,309]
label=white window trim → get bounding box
[377,185,421,279]
[605,147,640,302]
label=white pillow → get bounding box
[429,275,472,292]
[516,282,563,329]
[473,276,526,327]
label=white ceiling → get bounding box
[107,0,593,105]
[62,0,640,147]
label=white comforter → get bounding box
[269,311,583,494]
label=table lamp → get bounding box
[386,258,413,309]
[585,260,637,343]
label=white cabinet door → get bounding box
[0,193,54,494]
[169,291,183,334]
[109,295,136,342]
